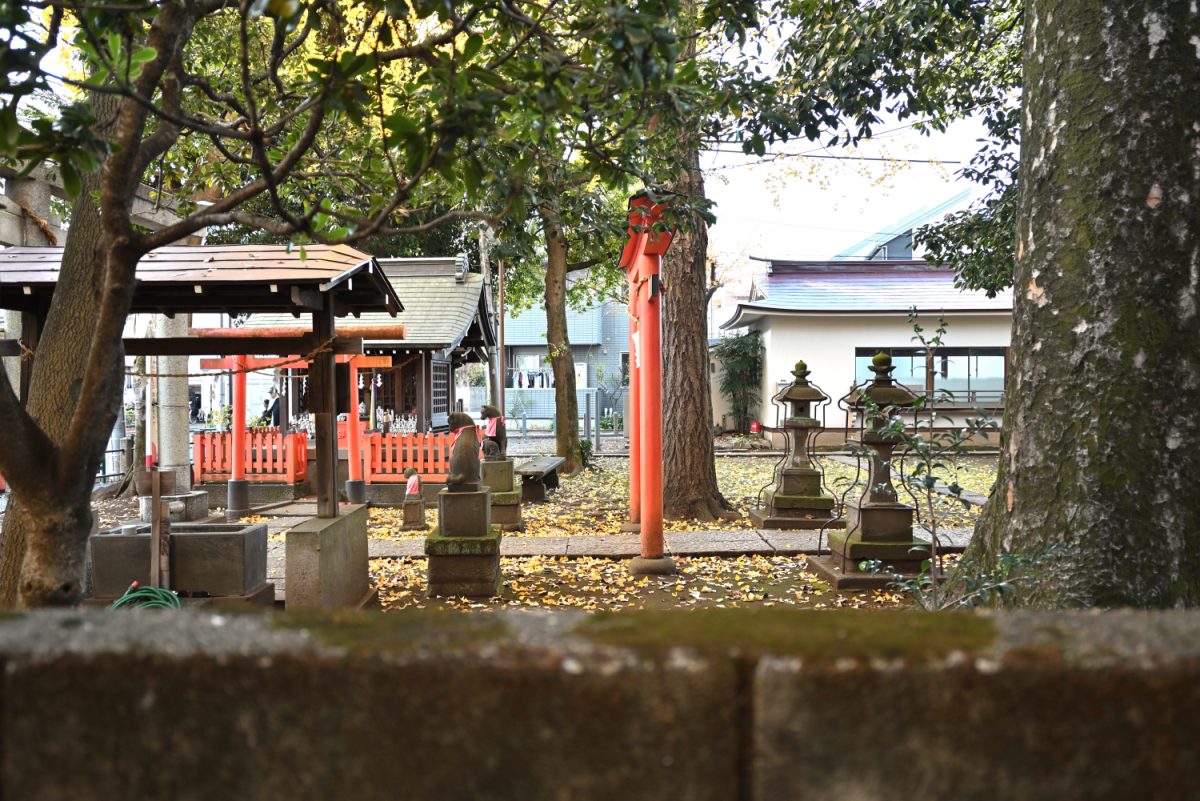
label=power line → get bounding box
[706,150,961,170]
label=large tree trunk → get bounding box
[966,0,1200,606]
[542,212,580,474]
[661,144,732,520]
[0,135,112,606]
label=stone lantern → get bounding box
[749,360,842,530]
[808,352,926,590]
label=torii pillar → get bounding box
[620,194,676,577]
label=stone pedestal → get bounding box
[481,459,514,493]
[426,488,502,597]
[137,490,210,524]
[482,459,522,531]
[402,498,427,530]
[286,504,375,609]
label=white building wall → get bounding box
[757,312,1012,441]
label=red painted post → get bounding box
[620,194,675,574]
[232,357,247,481]
[627,270,641,528]
[226,355,250,518]
[637,248,663,558]
[619,194,676,573]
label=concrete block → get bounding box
[0,610,739,801]
[88,523,268,599]
[777,467,823,496]
[437,489,491,538]
[285,504,370,609]
[480,459,515,493]
[138,490,210,523]
[426,554,501,597]
[845,499,914,539]
[491,489,520,506]
[365,483,406,506]
[752,612,1200,801]
[424,527,503,557]
[201,481,310,509]
[402,499,427,530]
[0,610,1198,801]
[490,502,522,531]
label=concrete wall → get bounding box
[0,608,1196,801]
[755,313,1011,446]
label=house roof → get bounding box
[0,244,402,317]
[720,259,1012,329]
[504,303,604,346]
[241,255,494,351]
[831,190,971,260]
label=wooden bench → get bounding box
[515,457,566,503]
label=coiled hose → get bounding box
[109,582,182,610]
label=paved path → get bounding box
[247,499,974,599]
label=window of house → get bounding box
[431,359,450,415]
[516,354,542,372]
[854,347,1007,405]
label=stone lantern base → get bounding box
[749,467,843,530]
[807,499,930,590]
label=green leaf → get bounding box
[59,162,82,196]
[0,107,18,151]
[462,33,483,61]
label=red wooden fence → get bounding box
[363,428,484,484]
[337,418,369,447]
[192,430,309,485]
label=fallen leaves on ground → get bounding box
[372,554,909,612]
[365,454,997,542]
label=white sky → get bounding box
[701,115,991,284]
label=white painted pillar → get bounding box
[158,314,192,490]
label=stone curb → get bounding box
[1,609,1197,801]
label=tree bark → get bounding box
[0,93,118,606]
[966,0,1200,606]
[542,211,580,474]
[661,145,732,520]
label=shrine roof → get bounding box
[240,255,494,352]
[0,244,402,317]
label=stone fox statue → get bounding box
[480,404,507,457]
[446,411,481,492]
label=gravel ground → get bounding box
[0,494,140,530]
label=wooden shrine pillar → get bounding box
[311,307,339,518]
[345,355,366,503]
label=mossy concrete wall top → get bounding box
[0,609,1198,801]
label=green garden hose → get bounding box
[109,582,182,610]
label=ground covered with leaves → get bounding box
[372,554,908,612]
[367,454,998,541]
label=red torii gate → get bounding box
[619,194,676,576]
[195,325,401,508]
